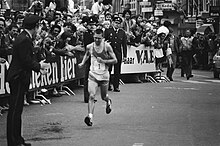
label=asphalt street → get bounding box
[0,68,220,146]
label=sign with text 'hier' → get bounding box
[0,45,156,96]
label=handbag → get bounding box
[166,47,172,56]
[155,48,164,58]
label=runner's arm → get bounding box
[78,46,90,67]
[98,44,117,64]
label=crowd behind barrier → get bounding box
[1,1,220,145]
[0,0,219,100]
[0,44,156,98]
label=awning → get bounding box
[197,24,214,34]
[178,23,196,29]
[161,17,179,25]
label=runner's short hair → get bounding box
[95,28,103,35]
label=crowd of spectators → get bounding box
[0,0,220,108]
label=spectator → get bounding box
[49,0,56,11]
[102,20,111,31]
[122,9,135,44]
[48,24,61,41]
[105,12,112,23]
[82,16,97,103]
[28,0,44,16]
[91,0,104,15]
[4,23,20,54]
[166,28,181,81]
[130,24,143,47]
[180,29,194,80]
[104,16,127,92]
[214,34,220,54]
[0,17,7,60]
[45,24,62,97]
[154,25,169,72]
[54,31,75,57]
[98,14,105,24]
[76,25,86,46]
[5,16,13,28]
[15,14,24,29]
[196,33,210,70]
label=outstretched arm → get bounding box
[78,46,90,68]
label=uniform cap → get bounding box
[0,16,5,22]
[81,16,89,23]
[112,16,122,24]
[87,16,98,24]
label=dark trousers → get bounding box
[181,51,193,77]
[7,78,29,146]
[167,53,177,78]
[83,61,90,103]
[109,60,122,90]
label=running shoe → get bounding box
[84,116,93,126]
[106,99,112,114]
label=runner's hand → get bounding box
[97,57,105,63]
[0,58,6,63]
[78,63,84,68]
[40,69,48,75]
[40,60,50,70]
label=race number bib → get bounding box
[93,60,105,71]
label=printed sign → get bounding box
[0,55,85,96]
[121,45,155,74]
[0,46,156,96]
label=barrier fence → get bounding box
[0,45,156,98]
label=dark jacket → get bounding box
[104,27,127,61]
[7,30,41,85]
[83,29,94,64]
[0,33,8,59]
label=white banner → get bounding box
[121,45,156,74]
[0,46,156,95]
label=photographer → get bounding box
[28,0,44,16]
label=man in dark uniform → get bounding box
[83,15,97,102]
[0,16,8,60]
[104,16,127,92]
[6,15,50,146]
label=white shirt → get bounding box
[88,41,111,81]
[24,29,32,39]
[49,2,56,10]
[3,0,10,9]
[91,2,103,15]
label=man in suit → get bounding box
[166,28,181,81]
[104,16,127,92]
[6,15,50,146]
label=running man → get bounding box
[78,28,117,126]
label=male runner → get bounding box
[78,28,117,126]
